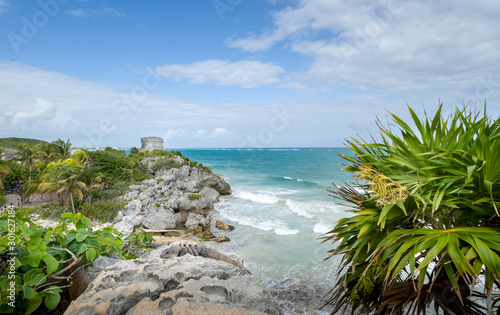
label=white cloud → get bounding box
[65,8,125,18]
[9,98,57,128]
[228,0,500,95]
[156,60,285,88]
[164,129,186,139]
[211,128,227,138]
[0,0,9,14]
[194,129,206,137]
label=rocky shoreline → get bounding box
[65,156,284,314]
[65,245,282,315]
[114,155,231,239]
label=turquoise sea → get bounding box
[178,148,355,314]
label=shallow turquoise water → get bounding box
[178,148,356,314]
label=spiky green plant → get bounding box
[323,104,500,314]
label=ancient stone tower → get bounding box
[140,137,168,151]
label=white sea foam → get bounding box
[275,227,299,235]
[254,188,296,195]
[313,221,333,234]
[233,190,281,204]
[285,199,314,218]
[217,207,298,235]
[284,176,293,180]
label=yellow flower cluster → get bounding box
[356,167,409,206]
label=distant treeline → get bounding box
[0,137,48,149]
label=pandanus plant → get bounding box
[324,104,500,314]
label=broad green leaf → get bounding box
[75,233,87,242]
[43,229,54,243]
[44,290,61,310]
[61,212,74,219]
[23,285,35,299]
[42,254,59,274]
[28,249,43,268]
[75,221,85,230]
[23,269,46,286]
[23,292,42,315]
[85,248,97,261]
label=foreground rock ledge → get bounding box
[64,246,283,315]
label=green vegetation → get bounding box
[187,194,202,200]
[0,194,5,206]
[0,139,215,313]
[79,200,125,223]
[324,105,500,314]
[0,137,47,149]
[0,211,153,314]
[151,159,183,172]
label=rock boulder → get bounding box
[64,246,282,315]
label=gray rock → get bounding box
[161,174,176,183]
[178,195,213,212]
[116,211,124,222]
[166,196,180,209]
[185,213,211,230]
[129,184,143,191]
[142,208,179,230]
[125,199,142,217]
[113,158,231,236]
[121,190,139,200]
[64,251,282,315]
[114,220,134,236]
[200,186,220,203]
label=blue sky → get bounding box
[1,0,500,148]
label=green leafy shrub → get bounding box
[151,159,182,172]
[78,200,124,223]
[0,194,4,206]
[324,105,500,314]
[92,180,143,201]
[2,162,25,188]
[122,228,155,259]
[0,211,153,314]
[87,150,128,181]
[129,147,139,155]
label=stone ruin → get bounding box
[140,137,168,151]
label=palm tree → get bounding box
[38,142,56,164]
[51,139,72,161]
[16,143,42,201]
[37,158,87,214]
[16,143,41,182]
[324,105,500,314]
[71,150,104,204]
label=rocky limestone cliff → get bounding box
[64,245,283,315]
[114,157,231,238]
